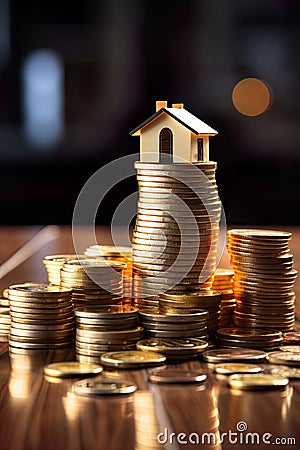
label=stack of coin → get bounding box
[43,254,79,285]
[8,283,74,350]
[85,245,132,305]
[132,161,221,303]
[216,327,283,351]
[75,305,142,360]
[138,308,208,341]
[0,307,10,342]
[227,229,296,332]
[60,259,125,309]
[159,291,221,338]
[212,268,235,327]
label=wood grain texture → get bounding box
[0,226,299,450]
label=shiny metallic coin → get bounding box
[100,350,166,369]
[137,338,208,355]
[74,305,138,319]
[76,327,143,340]
[8,284,72,298]
[214,363,262,375]
[139,308,208,323]
[228,229,291,240]
[279,345,300,353]
[134,161,217,170]
[0,298,9,307]
[267,351,300,366]
[216,337,282,349]
[227,373,288,390]
[141,321,207,331]
[216,328,282,341]
[268,365,300,379]
[9,341,74,349]
[203,348,266,363]
[73,378,137,396]
[148,369,207,384]
[144,328,208,338]
[282,332,300,344]
[44,361,103,378]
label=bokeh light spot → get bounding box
[232,78,272,117]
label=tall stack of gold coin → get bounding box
[132,161,221,306]
[212,268,235,327]
[60,259,125,309]
[85,245,132,305]
[227,229,297,332]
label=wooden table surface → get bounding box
[0,226,299,450]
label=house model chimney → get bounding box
[156,100,167,111]
[172,103,184,109]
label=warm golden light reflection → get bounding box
[232,78,272,116]
[62,391,83,421]
[9,354,33,399]
[133,391,161,450]
[281,385,293,420]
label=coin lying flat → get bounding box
[279,345,300,353]
[44,362,103,378]
[268,365,300,379]
[203,349,266,363]
[73,378,137,396]
[100,351,166,369]
[266,351,300,366]
[282,332,300,344]
[227,373,289,390]
[214,363,263,375]
[149,369,207,384]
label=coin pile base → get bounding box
[216,327,283,351]
[227,229,296,332]
[8,283,74,350]
[75,306,142,358]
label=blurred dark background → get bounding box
[0,0,299,225]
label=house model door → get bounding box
[159,127,173,162]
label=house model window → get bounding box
[197,138,204,161]
[130,101,218,163]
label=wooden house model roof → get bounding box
[130,107,218,136]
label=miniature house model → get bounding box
[130,101,218,163]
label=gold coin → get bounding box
[44,361,103,378]
[228,373,289,390]
[100,350,166,368]
[214,363,262,375]
[73,378,137,396]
